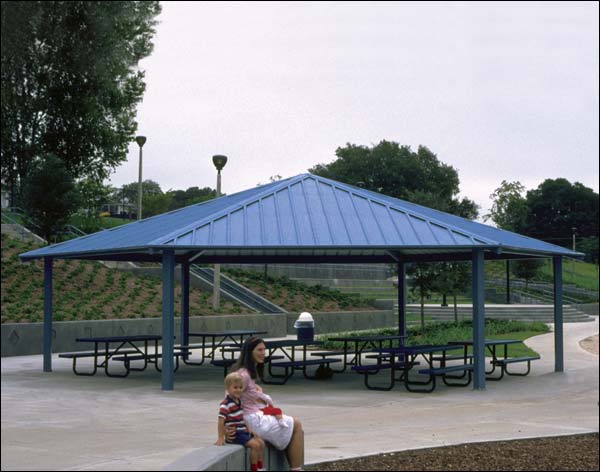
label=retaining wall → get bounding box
[1,310,392,357]
[164,442,291,471]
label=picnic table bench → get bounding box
[183,330,267,365]
[448,339,538,380]
[58,348,139,376]
[324,335,406,373]
[210,355,285,376]
[268,358,341,383]
[417,364,474,390]
[351,359,419,391]
[491,355,540,379]
[351,344,469,392]
[62,334,164,377]
[112,351,185,373]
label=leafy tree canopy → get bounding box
[1,1,161,200]
[523,178,599,246]
[309,140,478,219]
[487,178,599,258]
[484,180,528,232]
[22,153,77,242]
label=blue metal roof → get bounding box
[19,173,581,262]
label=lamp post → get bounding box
[135,136,147,220]
[212,154,227,310]
[571,227,577,283]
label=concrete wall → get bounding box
[1,310,392,357]
[286,310,395,334]
[164,441,291,471]
[1,314,287,357]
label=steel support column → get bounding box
[397,261,406,340]
[472,248,486,390]
[180,260,190,359]
[162,250,175,391]
[505,260,511,304]
[553,256,564,372]
[43,257,53,372]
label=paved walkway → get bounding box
[1,319,598,471]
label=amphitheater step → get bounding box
[396,304,596,323]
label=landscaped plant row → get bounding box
[319,319,550,358]
[1,233,378,323]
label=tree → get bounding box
[512,259,545,291]
[408,263,438,330]
[434,262,471,322]
[484,180,528,232]
[119,180,163,204]
[169,186,216,210]
[577,237,599,264]
[310,140,478,219]
[21,154,77,242]
[143,193,173,218]
[1,1,161,204]
[72,177,112,232]
[523,179,599,248]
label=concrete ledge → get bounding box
[163,442,289,471]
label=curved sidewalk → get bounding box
[1,319,598,471]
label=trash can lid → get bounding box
[298,312,314,321]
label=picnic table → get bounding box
[180,329,268,366]
[352,344,471,393]
[323,335,406,372]
[60,334,163,377]
[218,338,339,384]
[448,339,540,380]
[262,339,340,384]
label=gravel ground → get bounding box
[305,433,599,471]
[579,334,599,355]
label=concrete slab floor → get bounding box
[1,319,598,471]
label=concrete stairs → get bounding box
[396,304,596,323]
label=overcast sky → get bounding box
[107,1,599,221]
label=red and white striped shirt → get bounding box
[218,395,247,432]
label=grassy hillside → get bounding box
[1,233,377,324]
[486,258,599,292]
[1,233,253,323]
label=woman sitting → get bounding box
[229,336,304,471]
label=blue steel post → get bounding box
[162,250,175,391]
[43,257,53,372]
[397,261,406,340]
[180,260,190,360]
[553,256,564,372]
[472,249,486,390]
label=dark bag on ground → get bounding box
[314,365,334,380]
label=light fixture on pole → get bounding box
[571,226,577,281]
[212,154,227,310]
[135,136,147,220]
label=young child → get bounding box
[215,372,266,472]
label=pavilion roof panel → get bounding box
[20,173,581,261]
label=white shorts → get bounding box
[244,411,294,451]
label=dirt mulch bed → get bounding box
[305,433,599,471]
